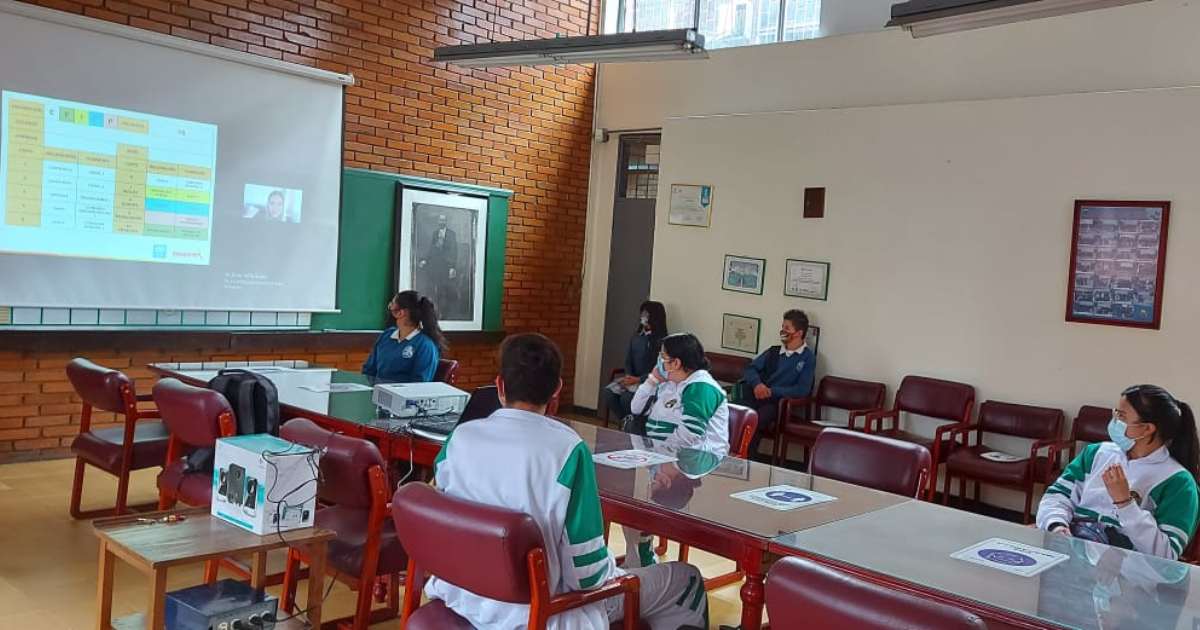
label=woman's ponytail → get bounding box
[1124,384,1199,479]
[417,295,448,353]
[1172,401,1199,480]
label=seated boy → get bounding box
[427,333,708,630]
[741,309,816,459]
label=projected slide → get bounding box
[0,91,217,265]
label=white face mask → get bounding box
[1107,417,1144,451]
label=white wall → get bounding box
[576,0,1200,413]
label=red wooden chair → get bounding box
[392,482,641,630]
[280,418,406,630]
[864,375,975,500]
[809,428,932,499]
[154,378,236,510]
[704,351,752,386]
[944,400,1067,523]
[434,359,460,385]
[765,556,987,629]
[66,358,168,519]
[773,376,886,466]
[1069,405,1112,460]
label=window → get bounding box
[616,0,819,50]
[618,136,661,200]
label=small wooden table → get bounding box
[92,507,335,630]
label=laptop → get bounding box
[408,385,501,442]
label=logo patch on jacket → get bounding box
[401,346,415,359]
[664,399,679,409]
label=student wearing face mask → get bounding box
[1037,385,1199,560]
[739,310,816,460]
[604,301,668,420]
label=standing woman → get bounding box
[362,290,447,383]
[604,301,668,420]
[1037,384,1199,560]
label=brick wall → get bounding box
[3,0,598,461]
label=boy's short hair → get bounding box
[499,333,562,406]
[783,309,809,339]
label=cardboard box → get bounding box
[212,434,318,535]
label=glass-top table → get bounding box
[773,499,1200,629]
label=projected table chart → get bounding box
[0,91,217,264]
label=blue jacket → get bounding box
[362,327,440,383]
[742,345,815,400]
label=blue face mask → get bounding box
[1107,417,1137,451]
[656,356,667,378]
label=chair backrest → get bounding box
[727,404,759,459]
[894,375,975,422]
[766,556,988,630]
[280,418,386,509]
[65,357,136,415]
[1072,405,1112,444]
[816,376,887,412]
[435,359,460,385]
[810,428,932,498]
[153,378,234,448]
[461,385,502,421]
[705,351,750,384]
[978,400,1063,441]
[392,482,544,603]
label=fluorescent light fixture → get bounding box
[433,29,707,67]
[887,0,1151,37]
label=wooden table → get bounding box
[92,507,334,630]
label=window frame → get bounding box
[613,0,820,48]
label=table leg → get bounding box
[306,541,327,627]
[738,550,766,630]
[249,552,268,590]
[147,568,167,630]
[95,540,115,630]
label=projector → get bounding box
[372,382,469,418]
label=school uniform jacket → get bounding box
[1037,442,1200,560]
[427,408,621,629]
[630,369,730,457]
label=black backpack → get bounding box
[179,369,281,475]
[208,369,281,436]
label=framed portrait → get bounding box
[784,259,830,301]
[668,184,713,227]
[1066,200,1170,330]
[721,313,761,354]
[722,254,765,295]
[396,185,489,331]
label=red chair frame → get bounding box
[157,410,236,510]
[281,425,401,630]
[773,376,887,466]
[1068,405,1112,461]
[943,401,1067,523]
[435,359,460,385]
[67,359,164,519]
[863,376,975,501]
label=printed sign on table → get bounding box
[950,538,1069,577]
[730,485,838,511]
[592,449,677,470]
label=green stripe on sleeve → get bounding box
[573,547,610,568]
[680,382,723,426]
[1148,470,1200,554]
[689,580,705,611]
[557,441,605,545]
[579,566,608,589]
[674,575,696,607]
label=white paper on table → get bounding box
[606,380,639,395]
[592,449,677,470]
[730,485,838,511]
[298,383,373,393]
[950,537,1069,577]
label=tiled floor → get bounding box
[0,458,749,629]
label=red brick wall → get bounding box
[2,0,597,461]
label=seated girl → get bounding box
[362,290,447,383]
[1037,384,1198,560]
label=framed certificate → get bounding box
[784,259,830,301]
[668,184,713,227]
[722,254,765,295]
[1066,200,1169,329]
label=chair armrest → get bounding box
[547,573,640,613]
[947,422,980,447]
[136,393,155,402]
[135,409,161,420]
[779,397,813,423]
[932,421,970,447]
[1030,438,1068,473]
[846,408,881,431]
[863,408,899,433]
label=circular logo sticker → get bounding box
[977,549,1037,567]
[401,346,415,359]
[609,453,651,464]
[764,490,812,503]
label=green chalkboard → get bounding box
[311,168,511,332]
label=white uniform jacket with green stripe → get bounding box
[630,369,730,457]
[1036,442,1199,560]
[426,408,622,629]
